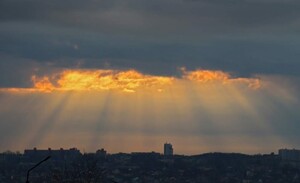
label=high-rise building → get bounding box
[164,143,173,156]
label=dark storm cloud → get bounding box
[1,0,300,87]
[1,0,300,36]
[0,56,38,87]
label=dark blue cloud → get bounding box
[1,0,300,87]
[1,0,300,36]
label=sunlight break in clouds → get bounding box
[0,67,298,154]
[1,68,261,93]
[181,68,261,90]
[32,69,174,93]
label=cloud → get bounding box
[2,22,300,80]
[1,0,300,38]
[2,0,300,79]
[181,68,261,89]
[33,69,174,93]
[0,68,261,93]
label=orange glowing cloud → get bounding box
[0,68,261,93]
[31,76,55,93]
[32,69,174,93]
[181,68,261,89]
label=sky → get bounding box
[0,0,300,155]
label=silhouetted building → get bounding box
[2,148,300,183]
[96,148,107,158]
[164,143,173,156]
[24,147,81,162]
[279,148,300,162]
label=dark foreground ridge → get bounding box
[1,148,300,183]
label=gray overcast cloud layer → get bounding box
[1,0,300,36]
[1,0,300,87]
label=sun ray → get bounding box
[1,67,296,154]
[28,92,72,147]
[88,91,112,150]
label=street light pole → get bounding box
[26,156,51,183]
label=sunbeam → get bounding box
[0,68,299,154]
